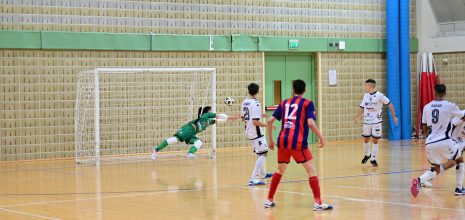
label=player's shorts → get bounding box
[174,124,198,144]
[426,139,462,166]
[278,148,313,164]
[250,136,269,155]
[362,123,382,139]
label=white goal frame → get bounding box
[75,67,217,165]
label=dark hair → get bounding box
[434,84,446,96]
[293,79,306,95]
[248,83,259,96]
[197,106,212,118]
[365,79,376,84]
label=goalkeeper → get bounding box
[151,106,238,160]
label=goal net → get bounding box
[75,68,216,165]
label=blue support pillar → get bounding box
[400,0,411,140]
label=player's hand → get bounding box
[262,113,268,118]
[393,116,399,125]
[354,117,359,124]
[269,140,275,150]
[318,138,326,148]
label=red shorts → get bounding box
[277,148,313,164]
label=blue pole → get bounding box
[400,0,411,140]
[386,0,401,140]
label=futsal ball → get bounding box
[224,97,235,106]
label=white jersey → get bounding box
[422,100,465,144]
[359,91,390,124]
[241,98,264,140]
[451,110,465,143]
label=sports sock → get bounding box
[371,144,378,161]
[309,176,322,205]
[188,146,197,154]
[456,163,464,189]
[251,155,266,180]
[419,169,437,183]
[155,140,168,152]
[267,173,282,201]
[364,143,371,156]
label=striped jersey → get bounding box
[272,96,316,150]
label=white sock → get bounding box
[371,144,378,161]
[364,143,371,156]
[419,169,437,183]
[251,155,266,180]
[259,155,267,176]
[456,163,464,189]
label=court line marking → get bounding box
[0,168,427,209]
[336,185,452,191]
[251,188,465,213]
[0,207,59,220]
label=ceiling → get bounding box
[429,0,465,22]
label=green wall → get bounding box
[0,30,419,53]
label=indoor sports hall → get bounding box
[1,0,465,219]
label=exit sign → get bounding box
[289,39,299,49]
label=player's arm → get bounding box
[215,113,240,122]
[267,116,277,150]
[387,103,398,125]
[253,119,267,127]
[308,118,326,148]
[421,107,429,137]
[354,107,363,124]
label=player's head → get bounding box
[198,106,212,118]
[248,83,259,97]
[434,84,447,98]
[293,79,306,95]
[364,79,376,92]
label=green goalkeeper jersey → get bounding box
[188,112,216,134]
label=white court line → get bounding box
[337,185,451,191]
[0,207,59,220]
[250,187,465,213]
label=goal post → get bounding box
[75,67,217,165]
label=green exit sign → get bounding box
[289,39,300,50]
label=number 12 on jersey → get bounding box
[285,104,298,120]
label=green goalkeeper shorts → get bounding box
[174,124,199,145]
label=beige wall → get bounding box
[318,53,417,141]
[0,50,263,161]
[434,52,465,109]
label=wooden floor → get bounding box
[1,140,465,220]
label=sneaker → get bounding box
[370,160,379,167]
[261,173,274,179]
[150,149,157,160]
[186,153,197,159]
[361,155,371,164]
[411,178,420,197]
[455,187,465,196]
[249,179,266,186]
[313,203,333,211]
[264,200,275,208]
[420,180,433,188]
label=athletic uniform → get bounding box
[451,110,465,153]
[273,96,316,164]
[174,112,216,144]
[359,91,390,138]
[422,101,465,166]
[241,98,269,155]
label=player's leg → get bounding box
[455,159,465,196]
[297,149,333,211]
[151,136,180,160]
[264,148,290,208]
[370,123,382,167]
[186,138,202,158]
[361,124,372,164]
[249,137,272,185]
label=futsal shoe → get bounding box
[261,173,274,179]
[264,200,275,208]
[455,187,465,196]
[420,180,433,188]
[313,203,334,211]
[249,179,266,186]
[186,153,197,159]
[361,155,371,164]
[370,160,379,167]
[150,149,158,160]
[411,178,420,197]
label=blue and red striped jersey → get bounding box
[272,96,316,150]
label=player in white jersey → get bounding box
[354,79,398,167]
[241,83,273,186]
[411,84,465,197]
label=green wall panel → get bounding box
[232,35,258,51]
[210,35,232,51]
[152,34,209,51]
[42,32,150,50]
[0,30,41,49]
[259,37,327,52]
